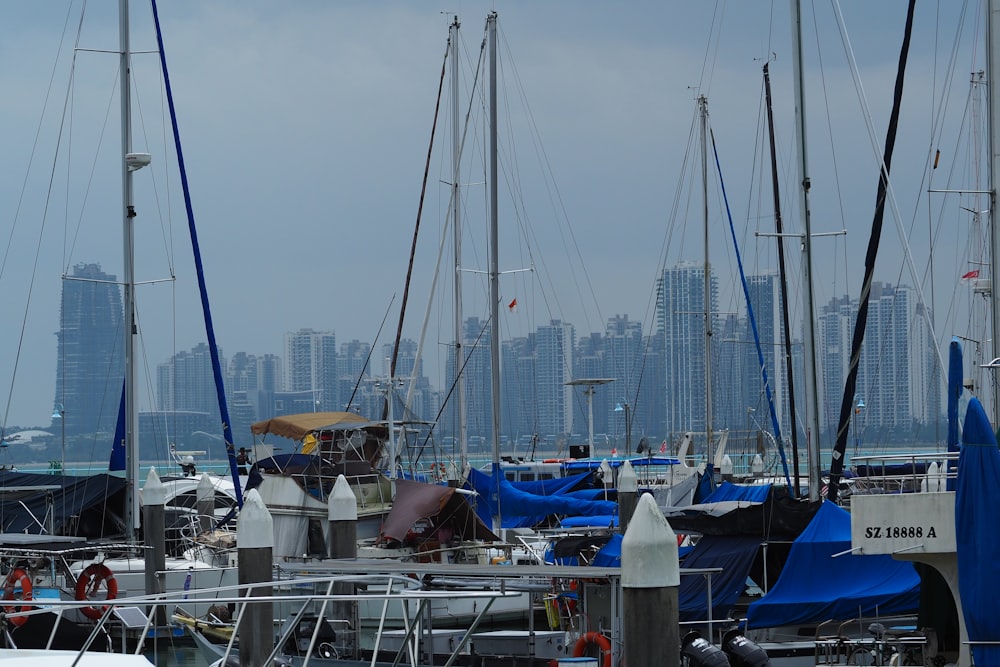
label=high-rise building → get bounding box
[817,283,929,437]
[657,261,718,438]
[283,329,337,410]
[535,320,575,439]
[54,263,124,438]
[156,343,225,422]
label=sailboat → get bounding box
[0,1,250,641]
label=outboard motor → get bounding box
[681,631,731,667]
[722,630,770,667]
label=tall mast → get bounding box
[989,0,1000,425]
[791,0,823,500]
[120,0,141,541]
[450,16,468,471]
[699,95,713,457]
[487,12,502,532]
[763,62,802,496]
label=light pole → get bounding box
[51,404,65,473]
[853,397,865,459]
[615,402,632,456]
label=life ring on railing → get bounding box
[429,463,447,481]
[572,632,612,667]
[3,568,33,627]
[75,563,118,620]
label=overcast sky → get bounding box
[0,1,987,430]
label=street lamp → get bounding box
[853,397,865,458]
[614,402,631,456]
[51,404,65,473]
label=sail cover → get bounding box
[465,467,618,529]
[745,501,919,628]
[956,396,1000,666]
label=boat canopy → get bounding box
[251,412,381,441]
[0,471,126,539]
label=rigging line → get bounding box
[416,315,490,464]
[829,0,947,382]
[387,29,450,419]
[710,125,792,490]
[809,4,849,298]
[347,295,395,412]
[496,27,603,333]
[409,19,487,417]
[827,0,916,502]
[1,1,90,436]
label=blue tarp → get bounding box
[745,501,920,629]
[956,396,1000,666]
[466,467,618,529]
[703,481,772,503]
[511,472,592,496]
[678,535,762,622]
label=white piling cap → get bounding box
[142,467,166,506]
[618,460,637,493]
[329,474,358,521]
[599,458,613,486]
[622,493,678,588]
[197,474,214,502]
[237,489,274,549]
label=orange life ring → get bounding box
[572,632,612,667]
[75,563,118,620]
[3,568,33,627]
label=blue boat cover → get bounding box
[466,467,618,529]
[678,535,762,622]
[745,501,920,629]
[703,481,772,503]
[956,396,1000,666]
[512,472,592,496]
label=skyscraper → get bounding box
[535,320,575,439]
[657,261,718,438]
[283,329,337,411]
[54,263,124,438]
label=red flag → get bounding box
[610,447,618,457]
[507,298,517,312]
[962,269,980,280]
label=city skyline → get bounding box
[33,262,946,464]
[0,4,985,434]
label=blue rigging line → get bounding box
[709,127,793,491]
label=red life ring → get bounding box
[572,632,612,667]
[3,568,33,627]
[75,563,118,620]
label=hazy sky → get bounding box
[0,1,987,430]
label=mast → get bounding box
[699,95,713,457]
[989,0,1000,425]
[764,62,802,496]
[120,0,141,542]
[487,12,502,532]
[450,16,468,471]
[790,0,823,500]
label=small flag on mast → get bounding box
[508,298,517,312]
[962,269,980,280]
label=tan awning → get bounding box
[250,411,369,441]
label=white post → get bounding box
[622,494,679,667]
[237,489,274,667]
